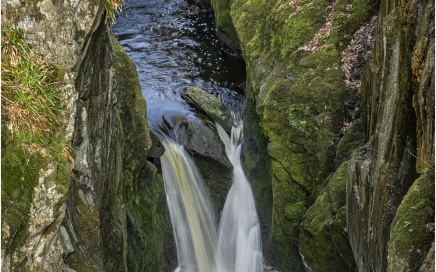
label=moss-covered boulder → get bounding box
[299,161,356,271]
[387,167,435,272]
[181,86,232,130]
[220,0,376,269]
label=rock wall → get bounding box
[65,18,170,272]
[211,0,376,270]
[1,0,99,270]
[211,0,434,271]
[1,1,171,271]
[1,0,100,69]
[347,0,435,271]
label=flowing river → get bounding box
[112,0,246,124]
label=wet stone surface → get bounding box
[112,0,246,124]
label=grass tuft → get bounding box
[105,0,125,23]
[1,26,61,153]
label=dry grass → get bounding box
[105,0,125,23]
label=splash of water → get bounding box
[154,113,264,272]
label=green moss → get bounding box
[1,117,70,257]
[125,161,169,271]
[1,132,38,252]
[211,0,240,50]
[111,33,151,154]
[335,118,364,167]
[227,0,374,269]
[299,161,356,271]
[109,32,168,270]
[387,166,435,271]
[273,0,329,59]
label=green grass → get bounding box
[1,26,74,260]
[1,26,61,151]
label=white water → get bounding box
[154,114,264,272]
[215,115,264,272]
[156,131,220,272]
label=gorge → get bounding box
[1,0,434,271]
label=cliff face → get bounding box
[1,1,170,271]
[1,0,99,270]
[65,19,170,271]
[347,0,435,271]
[211,0,434,271]
[214,0,376,270]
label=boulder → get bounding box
[387,168,435,272]
[181,86,233,131]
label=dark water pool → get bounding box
[112,0,246,125]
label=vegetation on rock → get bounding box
[2,26,61,150]
[214,0,377,269]
[387,167,435,272]
[1,25,74,270]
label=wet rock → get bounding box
[210,0,240,51]
[181,86,233,131]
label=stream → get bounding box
[112,0,246,124]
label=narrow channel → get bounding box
[112,0,246,124]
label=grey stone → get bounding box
[181,86,232,131]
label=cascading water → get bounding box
[154,114,264,272]
[113,0,262,269]
[215,115,264,272]
[156,130,219,272]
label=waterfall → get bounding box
[155,129,220,272]
[215,114,264,272]
[153,113,264,272]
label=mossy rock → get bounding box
[387,166,435,272]
[335,118,364,168]
[299,161,356,271]
[181,86,232,130]
[1,130,39,253]
[222,0,375,269]
[328,0,376,51]
[125,161,170,271]
[211,0,240,50]
[1,127,71,270]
